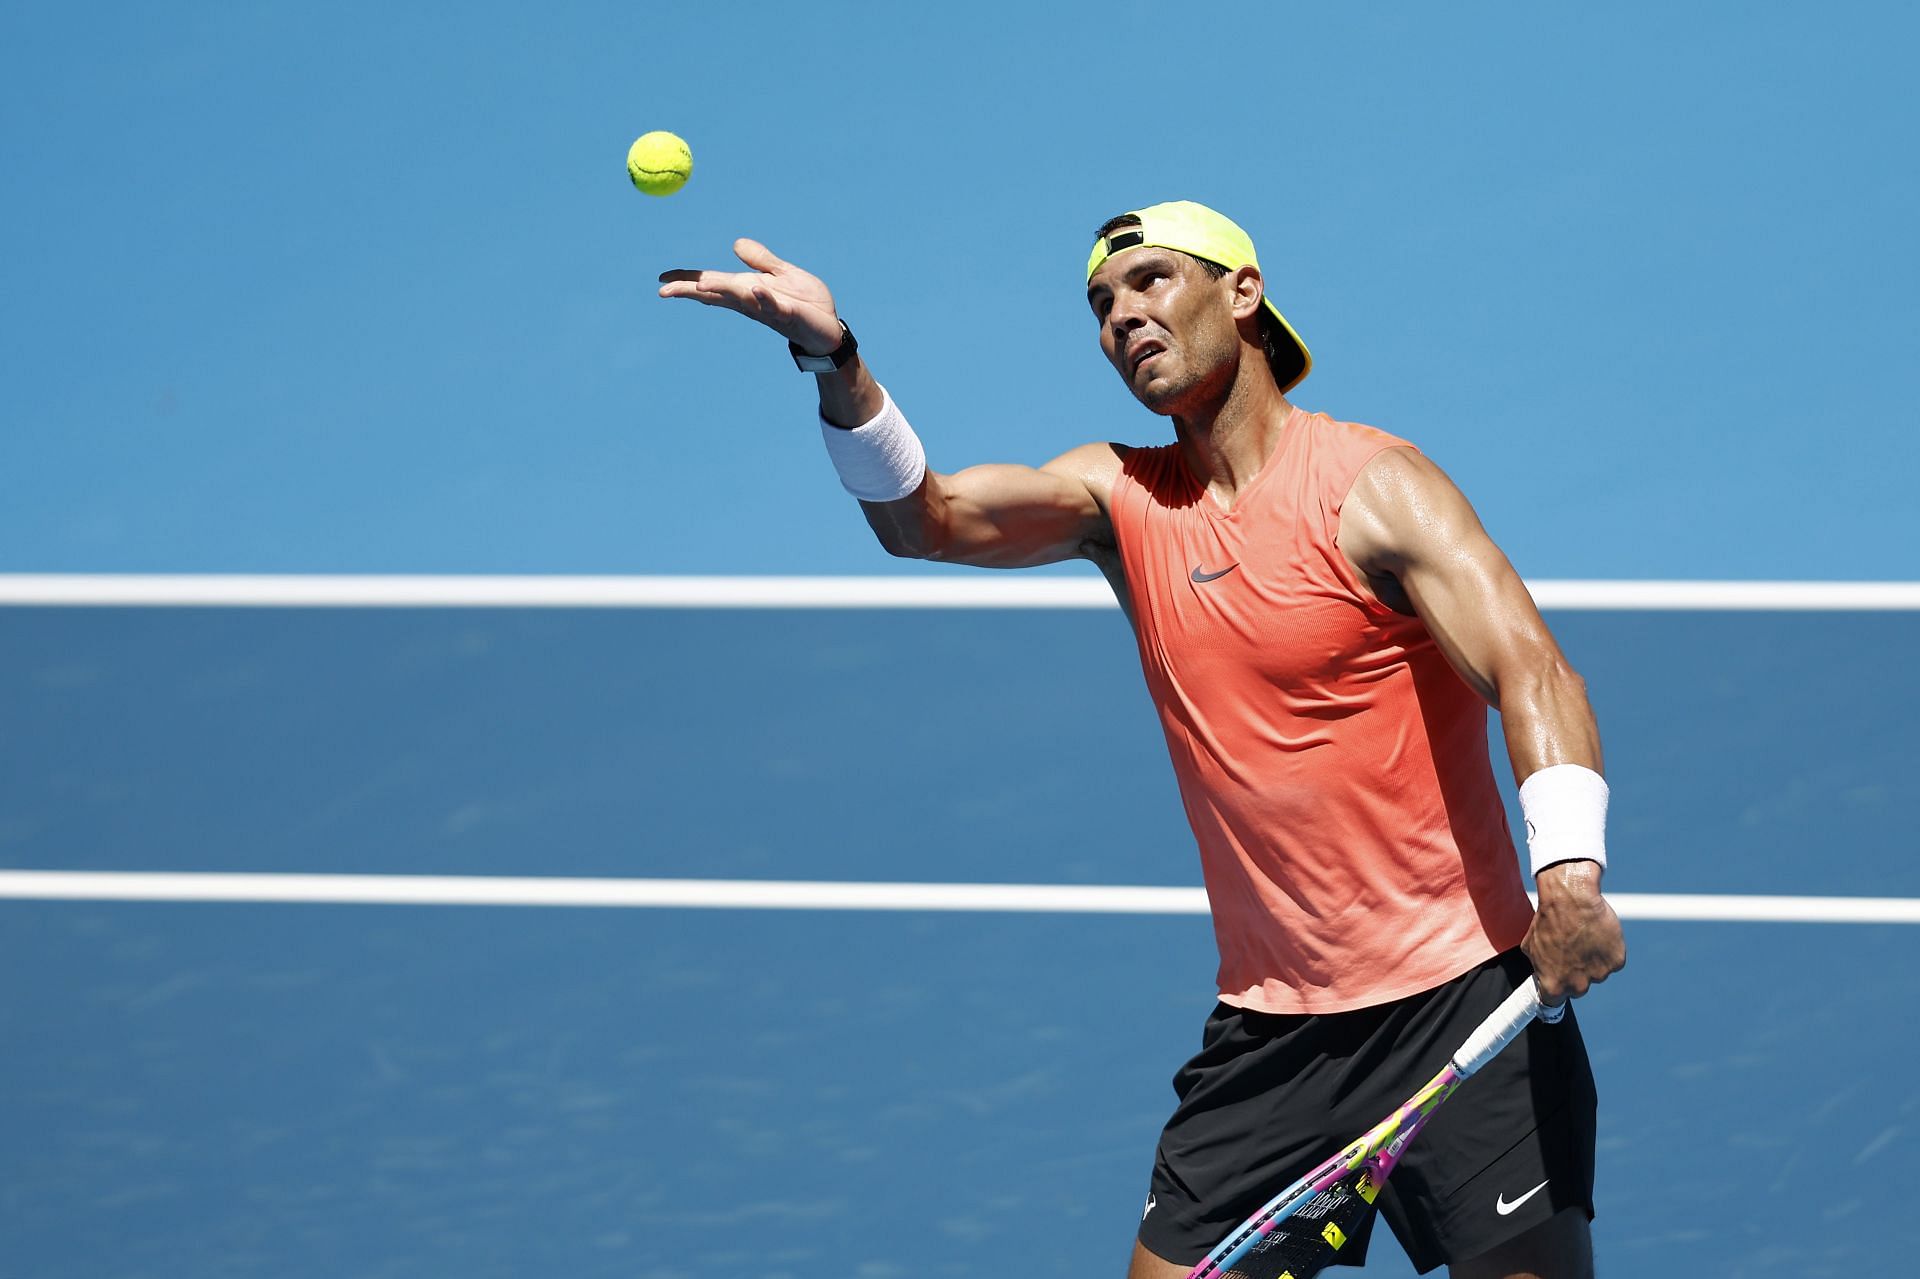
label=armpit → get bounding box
[1080,535,1138,631]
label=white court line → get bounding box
[0,575,1917,610]
[1,872,1917,924]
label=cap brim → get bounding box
[1259,295,1311,394]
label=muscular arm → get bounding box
[661,238,1117,570]
[1338,447,1626,1000]
[857,440,1118,568]
[1338,449,1600,780]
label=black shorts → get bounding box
[1137,949,1596,1274]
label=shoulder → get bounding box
[1340,445,1483,572]
[1300,410,1419,464]
[1041,440,1148,508]
[1276,410,1424,512]
[1348,441,1443,500]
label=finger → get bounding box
[656,276,727,302]
[656,270,758,306]
[657,270,704,300]
[658,267,754,292]
[658,282,739,307]
[747,280,784,314]
[733,237,789,273]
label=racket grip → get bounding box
[1450,981,1546,1078]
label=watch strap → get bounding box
[790,320,857,373]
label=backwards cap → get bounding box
[1085,200,1311,392]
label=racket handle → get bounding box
[1450,980,1550,1078]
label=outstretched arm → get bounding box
[1338,447,1627,1003]
[659,239,1115,567]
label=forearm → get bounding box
[1500,658,1611,887]
[815,353,885,428]
[809,354,937,557]
[1506,658,1623,997]
[1497,657,1604,783]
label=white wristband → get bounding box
[1518,763,1609,876]
[818,385,927,502]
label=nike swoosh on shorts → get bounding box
[1495,1179,1550,1215]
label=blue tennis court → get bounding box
[4,599,1917,1276]
[7,2,1918,1273]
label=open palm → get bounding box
[658,238,842,355]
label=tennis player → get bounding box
[660,202,1625,1279]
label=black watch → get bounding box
[790,320,858,373]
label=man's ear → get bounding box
[1229,264,1265,322]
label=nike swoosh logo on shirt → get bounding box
[1496,1180,1550,1215]
[1190,564,1239,583]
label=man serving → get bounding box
[660,201,1625,1279]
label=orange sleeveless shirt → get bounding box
[1108,406,1535,1014]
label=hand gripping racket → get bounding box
[1185,980,1563,1279]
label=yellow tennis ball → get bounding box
[627,131,692,196]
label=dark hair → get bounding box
[1093,213,1300,392]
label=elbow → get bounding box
[1556,657,1590,703]
[878,532,930,561]
[1543,655,1587,698]
[1498,654,1589,715]
[864,486,952,561]
[1497,652,1602,770]
[866,508,943,561]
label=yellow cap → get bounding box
[1086,200,1311,392]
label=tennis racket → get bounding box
[1185,979,1562,1279]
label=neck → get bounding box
[1171,356,1295,509]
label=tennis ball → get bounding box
[627,131,692,196]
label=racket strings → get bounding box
[1226,1178,1376,1279]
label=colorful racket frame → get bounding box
[1185,980,1561,1279]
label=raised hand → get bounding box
[658,238,844,356]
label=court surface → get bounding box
[4,599,1917,1277]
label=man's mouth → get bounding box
[1130,342,1166,377]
